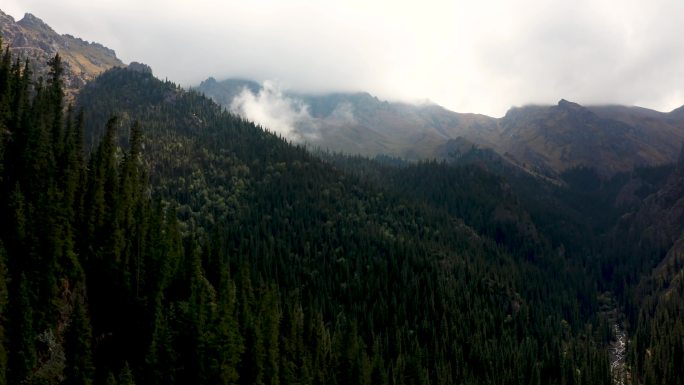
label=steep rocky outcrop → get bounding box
[0,9,125,97]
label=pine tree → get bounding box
[64,289,94,385]
[211,263,243,385]
[145,302,176,385]
[47,54,64,158]
[84,116,118,251]
[119,362,136,385]
[0,242,9,385]
[188,243,217,385]
[118,121,146,295]
[237,266,264,385]
[59,106,85,227]
[259,287,281,385]
[106,372,118,385]
[8,274,36,384]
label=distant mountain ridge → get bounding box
[2,5,683,180]
[0,9,125,97]
[497,100,684,177]
[198,77,684,179]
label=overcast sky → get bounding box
[4,0,684,116]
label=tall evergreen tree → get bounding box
[0,242,8,385]
[119,362,136,385]
[8,274,36,385]
[64,289,94,385]
[211,262,243,385]
[47,54,64,157]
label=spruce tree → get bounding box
[47,54,64,157]
[8,274,36,385]
[119,362,136,385]
[64,290,94,385]
[0,242,8,385]
[212,263,243,385]
[106,372,118,385]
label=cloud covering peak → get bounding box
[4,0,684,116]
[230,81,317,142]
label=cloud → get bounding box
[4,0,684,116]
[230,81,317,142]
[329,102,356,125]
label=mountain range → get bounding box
[198,77,684,179]
[2,8,682,181]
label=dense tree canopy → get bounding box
[0,36,682,385]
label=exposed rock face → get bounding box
[0,9,125,98]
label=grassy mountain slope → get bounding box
[199,78,684,180]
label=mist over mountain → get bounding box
[198,77,684,179]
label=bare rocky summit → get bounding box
[0,9,125,98]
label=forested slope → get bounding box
[0,43,617,384]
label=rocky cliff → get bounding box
[0,9,125,98]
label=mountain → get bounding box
[621,145,684,272]
[196,77,501,159]
[609,150,684,384]
[496,100,684,178]
[197,77,260,107]
[670,104,684,120]
[3,10,684,385]
[0,9,124,97]
[69,62,614,385]
[198,78,684,179]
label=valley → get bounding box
[1,9,684,385]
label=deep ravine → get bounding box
[598,291,628,385]
[610,321,627,385]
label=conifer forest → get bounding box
[0,39,683,385]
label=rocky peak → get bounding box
[556,99,592,116]
[0,9,15,24]
[0,8,126,98]
[554,98,598,125]
[17,13,55,34]
[128,62,153,75]
[557,99,583,110]
[201,77,217,86]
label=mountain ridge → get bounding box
[0,9,125,98]
[198,77,684,179]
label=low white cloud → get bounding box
[230,81,316,142]
[329,102,356,125]
[4,0,684,116]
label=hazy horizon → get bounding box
[3,0,684,117]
